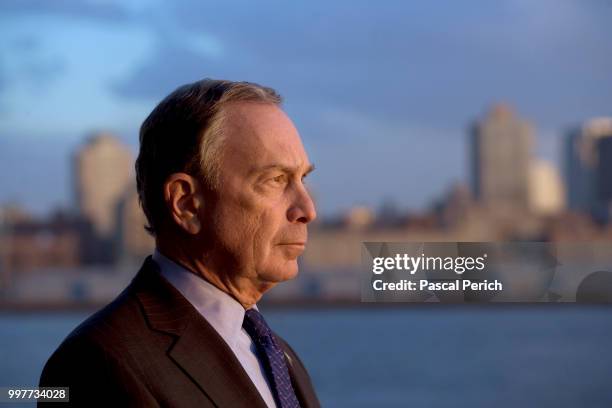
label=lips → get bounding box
[277,242,307,258]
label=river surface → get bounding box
[1,306,611,407]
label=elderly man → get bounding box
[39,79,320,408]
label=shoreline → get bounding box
[1,300,610,313]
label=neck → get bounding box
[156,236,274,309]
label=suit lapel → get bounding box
[133,257,268,408]
[169,316,269,408]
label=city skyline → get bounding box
[0,104,605,218]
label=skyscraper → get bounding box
[564,117,612,215]
[470,103,533,213]
[74,133,133,245]
[528,159,565,216]
[595,136,612,222]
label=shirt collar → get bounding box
[152,249,256,349]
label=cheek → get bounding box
[206,202,251,255]
[211,199,270,263]
[252,210,279,254]
[210,186,289,268]
[252,206,292,265]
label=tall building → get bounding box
[564,117,612,215]
[470,103,533,213]
[595,136,612,222]
[74,133,134,238]
[528,159,565,216]
[115,184,154,264]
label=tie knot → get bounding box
[243,308,273,343]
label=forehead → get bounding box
[220,102,310,171]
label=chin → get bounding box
[262,261,299,283]
[283,264,299,281]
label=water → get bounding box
[1,306,611,407]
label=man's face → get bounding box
[200,102,316,285]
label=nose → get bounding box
[287,183,317,224]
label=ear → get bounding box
[163,173,203,234]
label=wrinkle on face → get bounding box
[202,102,315,290]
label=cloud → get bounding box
[0,0,130,22]
[0,64,5,91]
[110,0,612,132]
[0,69,6,114]
[1,33,66,92]
[111,1,474,125]
[14,56,66,90]
[10,34,41,53]
[111,38,224,100]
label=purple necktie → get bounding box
[243,309,301,408]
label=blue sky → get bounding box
[1,0,611,216]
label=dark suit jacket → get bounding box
[39,257,321,407]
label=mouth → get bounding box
[276,242,307,258]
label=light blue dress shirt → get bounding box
[152,250,278,408]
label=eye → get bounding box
[269,174,287,184]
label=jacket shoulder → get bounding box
[38,276,160,406]
[65,284,146,353]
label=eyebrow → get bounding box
[251,163,315,176]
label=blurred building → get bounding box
[73,133,134,263]
[343,206,375,229]
[74,133,134,238]
[595,136,612,222]
[115,184,154,265]
[470,103,533,214]
[564,117,612,218]
[528,159,565,216]
[436,183,473,228]
[0,211,80,287]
